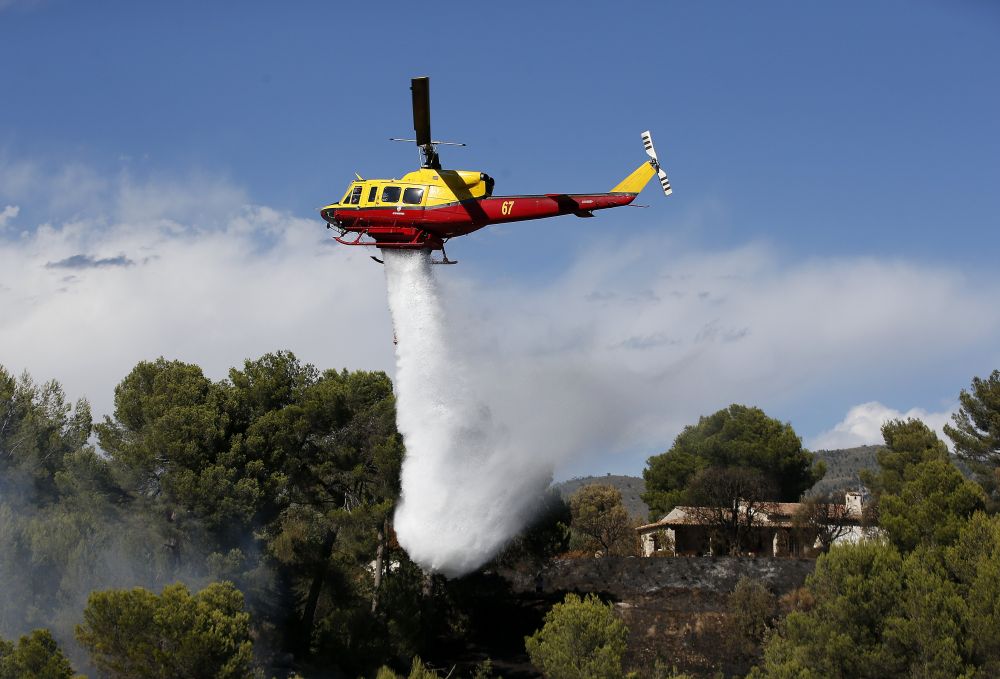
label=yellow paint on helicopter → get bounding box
[610,161,656,194]
[322,168,493,212]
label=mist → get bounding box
[0,459,216,671]
[384,250,556,576]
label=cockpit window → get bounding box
[402,187,424,205]
[381,186,401,204]
[349,186,363,205]
[367,186,377,203]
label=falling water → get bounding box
[382,249,551,577]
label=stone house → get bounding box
[636,491,869,558]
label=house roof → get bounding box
[636,499,862,532]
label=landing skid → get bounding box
[368,245,457,265]
[432,245,457,265]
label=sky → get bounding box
[1,1,998,477]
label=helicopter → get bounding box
[320,77,672,264]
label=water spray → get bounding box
[383,249,551,577]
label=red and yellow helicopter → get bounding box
[320,77,672,264]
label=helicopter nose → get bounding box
[321,208,346,230]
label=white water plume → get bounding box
[383,249,552,577]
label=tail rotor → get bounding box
[641,130,672,197]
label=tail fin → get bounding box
[611,162,656,194]
[611,130,672,196]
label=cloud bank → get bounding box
[0,168,393,419]
[2,158,998,477]
[435,239,999,471]
[809,401,957,450]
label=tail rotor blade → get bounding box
[411,77,431,147]
[641,130,657,162]
[657,168,672,196]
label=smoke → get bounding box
[383,250,554,576]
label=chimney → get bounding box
[845,491,863,517]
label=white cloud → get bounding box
[2,160,998,478]
[0,188,394,420]
[0,205,18,230]
[436,236,1000,474]
[809,401,957,451]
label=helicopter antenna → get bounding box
[389,77,465,170]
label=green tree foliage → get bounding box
[754,512,1000,678]
[881,549,971,679]
[525,593,629,679]
[754,421,993,677]
[945,369,1000,504]
[0,366,92,503]
[76,581,254,679]
[569,485,636,556]
[0,629,77,679]
[91,353,408,669]
[2,354,415,677]
[374,656,447,679]
[95,358,245,534]
[252,364,405,660]
[860,419,984,553]
[860,418,950,499]
[640,450,707,522]
[880,458,985,552]
[946,512,1000,674]
[751,541,906,678]
[945,369,1000,465]
[0,366,140,644]
[648,662,694,679]
[642,405,822,519]
[727,576,777,655]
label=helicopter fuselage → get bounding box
[320,165,650,251]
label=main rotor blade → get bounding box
[411,77,431,147]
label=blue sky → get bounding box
[2,1,998,476]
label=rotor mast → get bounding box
[389,77,465,169]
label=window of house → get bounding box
[402,187,424,205]
[367,186,377,203]
[381,186,401,204]
[349,186,363,205]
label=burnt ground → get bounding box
[424,556,816,678]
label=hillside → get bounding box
[809,445,882,497]
[487,556,816,678]
[553,474,649,520]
